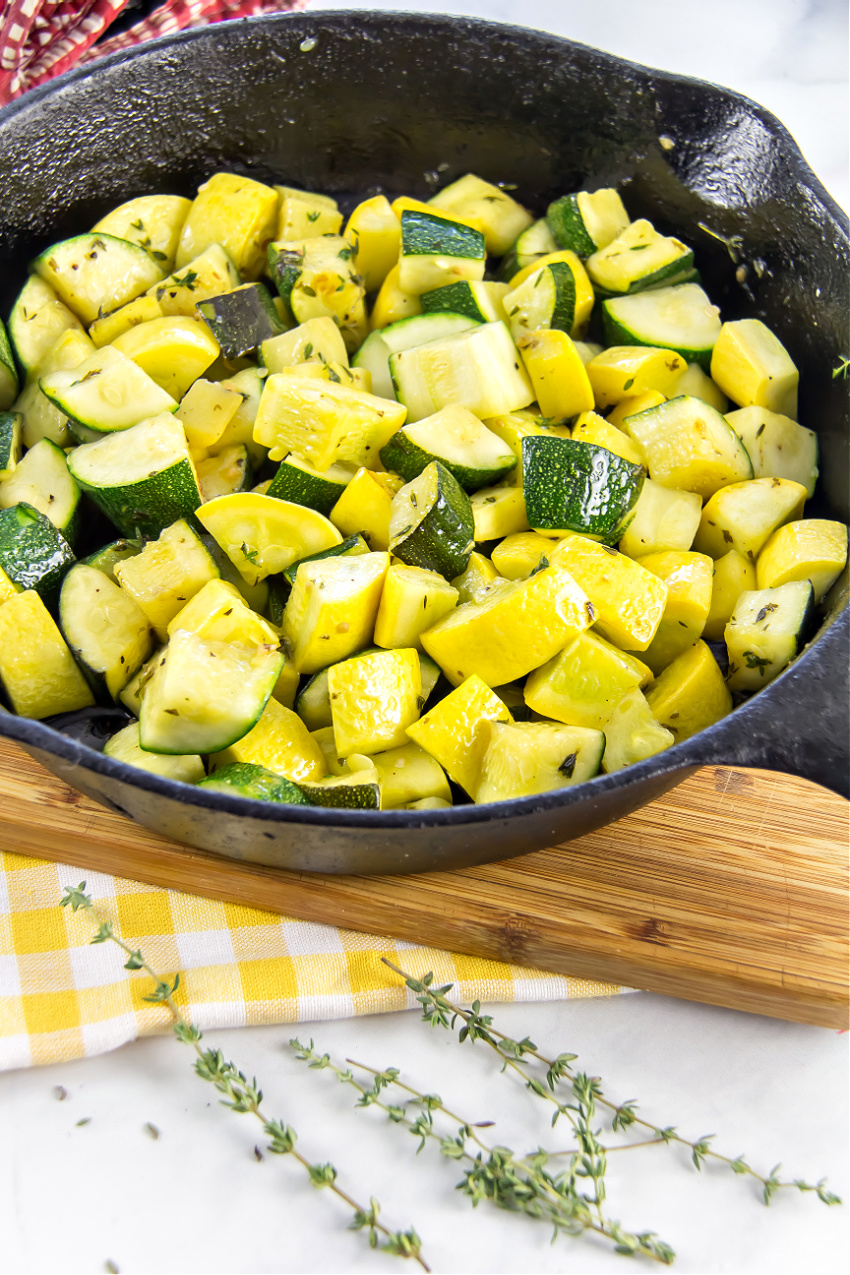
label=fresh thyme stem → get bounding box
[59,884,429,1271]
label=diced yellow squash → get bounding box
[369,262,422,329]
[329,467,403,551]
[476,720,605,802]
[586,346,686,410]
[484,410,571,466]
[646,640,732,743]
[0,589,95,718]
[113,316,219,401]
[167,578,278,646]
[150,243,242,318]
[421,564,592,687]
[525,631,652,729]
[93,194,192,273]
[210,697,325,783]
[261,315,349,371]
[355,741,451,808]
[634,550,714,674]
[470,484,530,541]
[670,362,729,413]
[311,725,347,776]
[329,647,421,756]
[571,410,644,464]
[619,478,702,559]
[703,550,756,641]
[176,377,243,451]
[215,367,267,466]
[624,395,753,499]
[344,194,402,292]
[281,551,389,674]
[271,657,300,710]
[176,172,279,280]
[429,173,533,255]
[490,531,559,580]
[275,186,342,240]
[606,390,666,429]
[406,673,512,796]
[548,532,667,651]
[374,563,459,650]
[450,552,503,604]
[253,374,406,471]
[197,492,342,587]
[601,688,674,773]
[693,478,807,562]
[757,519,848,601]
[89,294,164,347]
[518,330,595,419]
[0,563,20,605]
[710,319,798,419]
[725,406,818,497]
[725,581,812,693]
[285,361,371,393]
[115,520,219,641]
[277,233,368,350]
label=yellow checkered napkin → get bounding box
[0,849,625,1071]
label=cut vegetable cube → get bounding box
[104,721,204,783]
[197,444,251,502]
[725,406,818,496]
[197,491,342,587]
[710,319,798,419]
[344,194,401,292]
[470,485,530,541]
[32,233,165,325]
[390,321,533,422]
[548,532,668,651]
[0,588,94,718]
[490,531,560,580]
[261,315,349,372]
[602,284,721,370]
[586,346,686,409]
[281,551,389,674]
[59,563,153,701]
[601,688,674,772]
[355,311,478,401]
[625,395,753,498]
[694,478,807,562]
[546,188,630,257]
[476,720,605,802]
[523,436,644,544]
[429,174,533,255]
[281,533,371,587]
[498,218,558,281]
[518,329,595,419]
[176,378,243,452]
[420,280,510,325]
[725,581,813,693]
[114,518,219,640]
[669,362,729,413]
[450,552,503,604]
[399,208,486,294]
[151,244,242,317]
[0,436,80,544]
[358,741,451,809]
[89,295,165,348]
[329,467,401,551]
[380,405,517,492]
[605,390,666,430]
[374,563,459,650]
[112,315,219,401]
[253,374,406,471]
[756,519,848,601]
[618,478,702,559]
[389,461,475,579]
[176,172,278,280]
[524,631,652,729]
[7,276,83,377]
[329,647,422,756]
[40,345,177,432]
[0,501,75,607]
[299,771,382,809]
[268,234,367,350]
[197,282,284,359]
[703,550,756,641]
[586,219,694,295]
[504,254,594,342]
[633,550,714,674]
[167,578,278,647]
[369,263,422,330]
[571,411,644,466]
[646,640,732,743]
[93,194,192,273]
[209,697,326,783]
[406,673,512,796]
[275,186,342,240]
[197,761,308,804]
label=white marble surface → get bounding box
[2,4,848,1274]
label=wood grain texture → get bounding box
[1,738,846,1027]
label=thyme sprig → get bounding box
[383,960,841,1210]
[60,884,428,1271]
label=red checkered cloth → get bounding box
[0,0,304,104]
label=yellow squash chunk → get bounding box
[115,520,219,641]
[210,697,325,783]
[271,657,300,710]
[261,315,349,371]
[586,346,686,410]
[329,647,421,757]
[646,640,732,743]
[253,374,406,471]
[113,316,219,401]
[725,405,817,496]
[369,262,421,329]
[670,362,729,413]
[429,173,533,255]
[693,478,807,562]
[151,243,242,317]
[571,411,643,464]
[491,531,560,580]
[725,581,812,693]
[470,484,530,541]
[352,741,451,809]
[196,492,342,587]
[281,551,389,674]
[757,519,848,601]
[176,172,279,280]
[618,478,702,559]
[285,361,371,392]
[548,532,667,651]
[344,194,402,292]
[93,194,192,273]
[475,720,605,802]
[275,186,342,240]
[0,563,19,604]
[374,563,459,650]
[0,589,94,718]
[167,578,278,646]
[484,410,571,467]
[329,467,403,552]
[176,378,243,451]
[601,688,674,773]
[406,673,512,796]
[634,550,714,674]
[421,564,592,687]
[524,631,652,729]
[624,395,753,499]
[703,550,756,641]
[89,294,164,347]
[605,390,665,429]
[214,367,266,467]
[505,253,594,341]
[518,330,595,419]
[586,219,691,293]
[450,552,503,603]
[710,319,799,419]
[311,725,347,776]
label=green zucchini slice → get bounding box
[380,405,517,492]
[196,761,308,804]
[0,588,93,719]
[15,328,95,450]
[197,491,343,586]
[0,438,81,544]
[499,218,558,281]
[522,437,645,544]
[419,281,509,324]
[81,538,144,583]
[7,276,84,378]
[0,319,18,410]
[389,321,533,422]
[388,461,475,579]
[114,520,219,641]
[266,452,353,514]
[197,444,251,503]
[725,580,814,693]
[587,220,695,296]
[295,667,333,731]
[92,195,192,274]
[32,233,165,326]
[398,209,486,295]
[0,411,22,480]
[298,771,382,809]
[0,501,75,607]
[602,284,722,371]
[40,346,177,433]
[281,532,371,587]
[59,563,154,701]
[546,189,630,257]
[104,720,204,783]
[196,282,285,358]
[352,311,479,401]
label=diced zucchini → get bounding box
[703,549,756,641]
[646,640,732,743]
[329,467,401,551]
[41,345,177,433]
[0,411,22,480]
[601,688,674,773]
[118,646,161,717]
[369,263,422,330]
[587,220,694,295]
[0,438,81,544]
[344,194,401,292]
[196,282,285,359]
[328,647,422,756]
[7,276,83,377]
[282,551,389,674]
[571,411,644,465]
[392,195,486,233]
[548,532,668,651]
[374,563,459,650]
[296,667,333,731]
[0,501,75,607]
[420,280,509,325]
[470,484,530,541]
[419,653,442,704]
[151,244,242,316]
[82,538,144,584]
[14,328,95,449]
[176,172,278,280]
[586,346,686,409]
[406,673,512,796]
[275,186,342,240]
[266,451,352,514]
[504,254,594,342]
[451,551,502,604]
[757,519,848,601]
[89,295,165,348]
[389,461,475,579]
[522,437,645,544]
[633,550,714,674]
[197,760,308,803]
[625,395,753,498]
[210,697,326,783]
[59,563,153,701]
[299,770,382,810]
[725,581,813,692]
[499,219,557,280]
[104,720,204,782]
[476,720,605,802]
[421,564,591,687]
[602,283,721,372]
[0,589,94,718]
[694,478,807,562]
[268,234,367,350]
[33,233,165,326]
[0,321,18,410]
[197,491,342,586]
[398,209,486,294]
[281,533,371,587]
[359,741,451,809]
[354,310,479,402]
[114,519,219,640]
[710,319,798,419]
[380,405,517,492]
[428,174,533,255]
[546,188,630,257]
[93,195,192,273]
[618,477,702,558]
[669,362,729,413]
[260,315,349,372]
[525,631,651,730]
[68,414,201,539]
[517,329,595,419]
[197,444,251,502]
[725,406,818,496]
[391,321,533,422]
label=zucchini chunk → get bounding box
[175,377,244,452]
[114,519,219,640]
[522,437,645,544]
[0,501,75,607]
[68,414,201,539]
[15,328,95,450]
[0,321,18,409]
[197,444,251,502]
[196,282,285,358]
[81,538,144,583]
[504,255,594,342]
[586,220,695,295]
[0,411,22,480]
[104,721,204,783]
[353,311,479,401]
[260,315,349,373]
[7,276,83,377]
[93,195,192,273]
[633,550,714,675]
[198,491,342,587]
[380,405,517,492]
[428,173,533,255]
[725,406,818,496]
[32,233,165,325]
[267,234,367,350]
[266,452,353,514]
[139,629,283,755]
[619,477,702,558]
[299,771,382,810]
[329,467,402,552]
[389,461,475,580]
[0,588,94,718]
[710,319,798,419]
[281,532,371,587]
[703,550,756,641]
[646,640,732,743]
[175,172,278,280]
[517,330,595,419]
[757,519,848,601]
[89,295,164,348]
[209,697,326,784]
[390,321,533,422]
[215,366,267,467]
[450,551,503,604]
[40,346,178,433]
[406,673,513,796]
[602,284,721,370]
[281,551,390,674]
[0,438,81,544]
[625,396,753,498]
[59,564,153,701]
[374,563,459,650]
[328,647,422,757]
[167,578,277,647]
[601,688,674,773]
[344,194,402,293]
[524,631,652,730]
[275,186,343,240]
[499,218,558,281]
[196,761,308,804]
[420,280,510,325]
[476,720,605,802]
[725,580,814,693]
[151,243,242,316]
[295,667,333,731]
[112,316,219,401]
[546,188,630,257]
[548,533,668,651]
[398,209,486,294]
[693,477,807,562]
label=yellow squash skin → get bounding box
[175,172,279,280]
[525,631,652,730]
[693,478,807,562]
[282,552,389,675]
[329,468,402,552]
[710,319,799,419]
[374,563,459,650]
[633,550,714,675]
[210,697,325,783]
[586,346,686,410]
[548,532,668,651]
[756,519,848,601]
[328,647,422,757]
[406,673,512,796]
[646,640,732,743]
[0,589,94,718]
[703,550,756,641]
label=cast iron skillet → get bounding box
[0,11,847,874]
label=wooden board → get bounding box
[1,738,846,1027]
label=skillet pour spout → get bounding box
[0,11,847,875]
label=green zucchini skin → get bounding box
[75,461,201,540]
[546,195,597,256]
[498,218,558,281]
[81,538,145,583]
[197,762,308,804]
[266,454,351,515]
[522,438,645,545]
[389,461,475,580]
[0,411,23,479]
[0,318,20,410]
[282,533,371,586]
[299,775,382,809]
[379,425,516,493]
[0,501,75,608]
[267,242,305,313]
[400,209,484,260]
[196,283,285,358]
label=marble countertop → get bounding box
[1,4,847,1274]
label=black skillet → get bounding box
[0,11,846,874]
